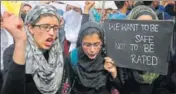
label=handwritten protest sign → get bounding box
[103,19,174,75]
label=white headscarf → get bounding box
[63,1,85,52]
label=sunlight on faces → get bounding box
[82,33,102,59]
[29,16,59,50]
[137,15,153,20]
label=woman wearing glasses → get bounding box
[66,21,120,94]
[1,5,66,94]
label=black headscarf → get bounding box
[74,22,108,89]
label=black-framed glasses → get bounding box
[82,42,102,49]
[32,24,60,32]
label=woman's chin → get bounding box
[39,45,51,50]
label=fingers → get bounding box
[105,57,114,64]
[104,62,114,69]
[2,11,24,34]
[88,1,95,8]
[104,57,115,69]
[85,1,95,8]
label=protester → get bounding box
[1,4,67,94]
[89,7,102,23]
[116,5,161,94]
[1,14,14,93]
[66,21,120,94]
[104,8,113,20]
[143,1,172,20]
[165,1,176,16]
[63,1,85,53]
[1,15,14,71]
[108,0,133,19]
[62,1,96,56]
[20,3,32,22]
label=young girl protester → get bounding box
[67,21,120,94]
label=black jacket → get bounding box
[66,51,121,94]
[65,14,121,94]
[1,44,69,94]
[117,68,163,94]
[155,55,176,94]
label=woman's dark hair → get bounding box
[114,1,125,9]
[143,1,152,6]
[22,3,32,9]
[78,27,103,47]
[81,28,103,42]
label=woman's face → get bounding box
[21,5,31,14]
[82,33,102,59]
[29,16,60,50]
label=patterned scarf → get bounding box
[24,4,64,94]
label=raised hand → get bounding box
[84,1,95,14]
[2,11,27,42]
[2,11,27,65]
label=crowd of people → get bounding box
[0,0,176,94]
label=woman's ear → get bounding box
[28,24,34,34]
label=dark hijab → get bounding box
[74,22,108,89]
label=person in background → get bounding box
[62,1,95,56]
[103,8,113,21]
[20,3,32,22]
[165,1,176,17]
[0,5,14,92]
[106,8,113,15]
[117,5,162,94]
[1,4,67,94]
[1,15,14,93]
[0,14,14,71]
[63,1,85,55]
[108,0,133,20]
[143,1,172,20]
[89,7,102,23]
[21,3,32,14]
